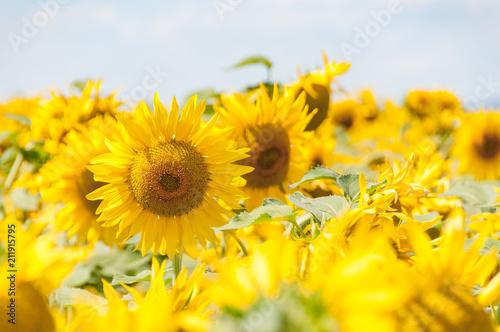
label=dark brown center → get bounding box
[297,83,330,131]
[475,132,500,160]
[237,124,290,188]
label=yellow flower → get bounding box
[0,216,87,332]
[87,94,250,258]
[30,80,121,153]
[452,111,500,180]
[73,258,212,332]
[216,84,313,210]
[303,123,336,169]
[38,116,119,246]
[406,90,434,117]
[405,90,463,139]
[468,212,500,238]
[400,210,500,332]
[212,238,300,308]
[329,99,360,131]
[309,227,415,332]
[0,97,39,150]
[288,54,350,130]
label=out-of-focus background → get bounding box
[2,0,499,108]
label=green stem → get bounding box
[290,219,307,238]
[172,248,183,286]
[228,231,248,257]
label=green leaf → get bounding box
[480,237,500,255]
[217,199,294,231]
[63,263,92,287]
[122,233,141,245]
[21,143,51,168]
[288,166,340,189]
[10,188,39,211]
[464,236,500,256]
[413,211,440,222]
[73,79,89,92]
[337,174,360,200]
[0,147,18,165]
[439,180,499,207]
[263,197,286,206]
[288,192,349,221]
[110,270,152,285]
[49,288,106,307]
[2,113,31,126]
[203,104,214,116]
[230,56,273,70]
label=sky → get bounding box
[1,0,500,109]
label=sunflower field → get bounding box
[2,55,500,332]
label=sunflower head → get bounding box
[452,111,500,180]
[87,94,250,257]
[330,100,359,130]
[406,90,433,117]
[235,123,291,188]
[289,55,350,131]
[30,80,121,153]
[39,116,119,246]
[130,140,210,217]
[216,84,313,209]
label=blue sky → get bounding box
[2,0,500,108]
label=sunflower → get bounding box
[72,258,212,332]
[0,215,87,332]
[38,116,119,246]
[329,99,361,131]
[299,123,339,197]
[452,111,500,180]
[30,80,121,153]
[87,94,251,257]
[399,211,500,332]
[0,97,39,150]
[405,90,434,117]
[405,90,463,138]
[288,54,350,130]
[215,84,314,210]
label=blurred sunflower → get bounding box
[30,80,121,153]
[300,123,339,197]
[215,84,313,209]
[0,97,39,150]
[400,211,500,332]
[405,90,434,117]
[452,111,500,180]
[329,99,360,131]
[288,54,350,130]
[73,258,212,332]
[87,94,250,257]
[0,216,87,332]
[39,116,119,246]
[405,90,463,138]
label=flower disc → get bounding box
[236,124,290,188]
[474,132,500,160]
[131,140,209,217]
[296,83,330,131]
